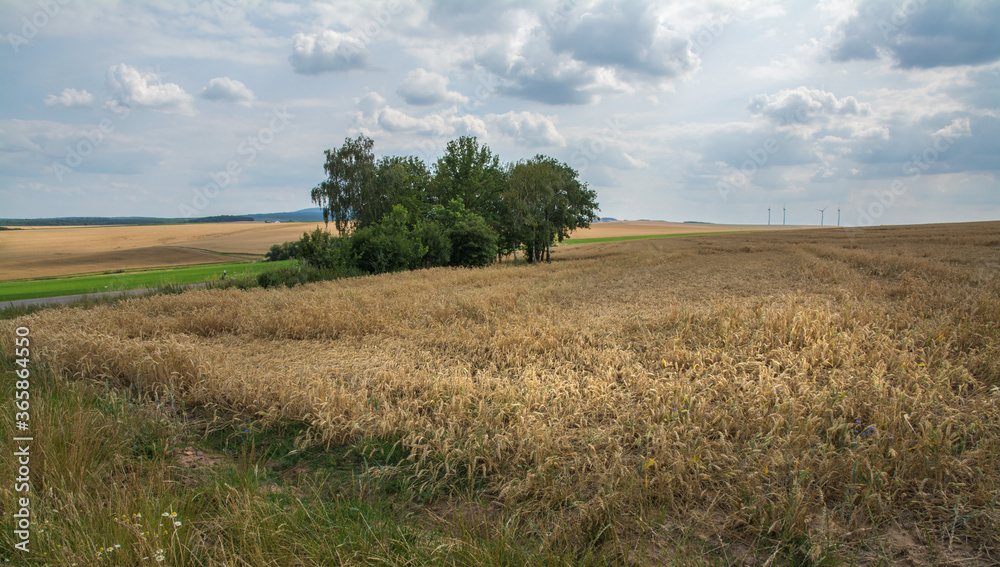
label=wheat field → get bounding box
[0,220,790,280]
[0,222,329,280]
[3,222,998,563]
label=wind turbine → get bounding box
[768,207,771,225]
[782,205,786,225]
[817,206,828,226]
[837,208,841,227]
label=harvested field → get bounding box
[0,222,330,280]
[569,220,810,240]
[0,220,782,281]
[2,221,998,564]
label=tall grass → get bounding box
[2,221,998,564]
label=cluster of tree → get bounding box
[308,135,599,266]
[264,135,598,278]
[267,199,499,275]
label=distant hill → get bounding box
[248,208,326,222]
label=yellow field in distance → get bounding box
[0,220,805,281]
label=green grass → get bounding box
[0,357,630,566]
[0,260,295,302]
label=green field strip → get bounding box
[0,260,295,301]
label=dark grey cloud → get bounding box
[830,0,1000,68]
[457,2,703,105]
[475,30,615,105]
[940,66,1000,111]
[547,2,696,78]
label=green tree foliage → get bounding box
[310,135,599,273]
[310,135,378,235]
[264,241,299,262]
[431,137,507,225]
[348,205,427,274]
[415,221,451,268]
[377,155,434,225]
[429,200,498,268]
[503,156,599,263]
[296,228,347,270]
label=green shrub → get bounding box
[429,200,498,268]
[297,228,348,270]
[447,214,497,268]
[348,205,426,275]
[264,241,299,262]
[416,221,451,268]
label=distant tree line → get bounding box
[267,135,599,276]
[0,215,254,226]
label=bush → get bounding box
[257,267,303,288]
[297,228,348,270]
[429,200,498,268]
[256,263,363,289]
[264,241,299,262]
[346,205,426,275]
[416,221,451,268]
[447,214,497,268]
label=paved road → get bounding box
[2,283,207,310]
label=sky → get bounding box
[0,0,997,226]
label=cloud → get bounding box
[487,111,565,146]
[829,0,1000,69]
[476,31,628,105]
[104,64,194,115]
[352,93,487,139]
[199,77,255,106]
[43,88,95,109]
[379,106,453,136]
[547,2,697,79]
[289,30,367,74]
[396,68,468,106]
[460,1,716,106]
[748,87,871,125]
[355,91,387,123]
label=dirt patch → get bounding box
[173,446,224,471]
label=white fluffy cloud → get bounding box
[200,77,256,106]
[748,87,870,125]
[43,88,95,109]
[396,68,468,106]
[104,64,194,115]
[353,92,487,139]
[487,111,565,146]
[289,30,367,74]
